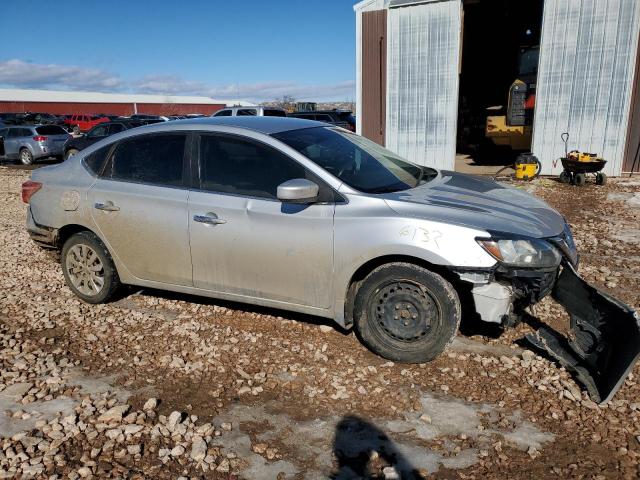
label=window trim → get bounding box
[95,131,191,189]
[193,132,344,204]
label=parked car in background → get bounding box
[18,113,67,127]
[289,110,356,131]
[0,113,22,125]
[64,115,110,133]
[63,120,149,159]
[0,124,70,165]
[212,106,287,117]
[129,114,169,122]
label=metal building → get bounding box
[0,89,230,116]
[355,0,640,176]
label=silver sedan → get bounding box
[23,117,639,403]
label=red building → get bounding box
[0,88,229,116]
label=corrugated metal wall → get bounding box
[361,10,387,146]
[623,27,640,173]
[533,0,640,176]
[385,0,461,169]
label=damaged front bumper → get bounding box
[526,262,640,404]
[458,261,640,404]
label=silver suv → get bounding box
[212,106,286,117]
[0,124,70,165]
[23,117,639,403]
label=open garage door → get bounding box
[385,0,462,169]
[532,0,640,177]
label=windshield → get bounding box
[273,127,436,193]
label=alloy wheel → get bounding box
[65,244,105,296]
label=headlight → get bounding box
[477,238,562,269]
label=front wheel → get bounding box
[573,173,586,186]
[354,263,461,363]
[61,231,121,303]
[596,172,607,185]
[559,170,571,184]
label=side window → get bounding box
[88,125,108,138]
[104,133,186,187]
[0,128,7,138]
[109,123,125,134]
[236,109,257,116]
[198,134,334,201]
[82,145,112,174]
[7,129,19,138]
[214,110,232,117]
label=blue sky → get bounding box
[0,0,358,102]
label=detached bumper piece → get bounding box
[526,262,640,404]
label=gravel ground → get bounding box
[1,166,639,479]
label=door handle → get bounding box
[193,214,227,225]
[94,201,120,212]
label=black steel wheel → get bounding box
[354,263,461,363]
[559,170,571,184]
[573,173,586,186]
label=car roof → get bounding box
[169,116,325,134]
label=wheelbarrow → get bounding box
[556,133,607,186]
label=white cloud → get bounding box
[0,59,355,102]
[134,76,355,102]
[0,59,122,91]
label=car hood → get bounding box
[381,170,565,238]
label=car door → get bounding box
[189,132,336,308]
[87,131,193,286]
[0,128,7,157]
[3,128,22,158]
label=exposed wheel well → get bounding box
[56,224,92,249]
[344,255,459,328]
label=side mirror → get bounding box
[277,178,319,203]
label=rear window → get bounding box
[264,109,286,117]
[82,145,112,175]
[35,125,67,135]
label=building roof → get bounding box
[0,88,249,106]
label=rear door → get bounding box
[188,132,335,308]
[88,132,193,286]
[3,128,24,158]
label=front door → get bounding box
[88,132,192,286]
[189,133,335,308]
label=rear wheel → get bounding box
[19,148,33,166]
[65,148,79,160]
[354,263,461,363]
[573,173,586,186]
[61,231,120,304]
[596,172,607,185]
[559,171,571,184]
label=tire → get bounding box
[573,173,586,186]
[19,148,33,166]
[596,172,607,186]
[354,263,461,363]
[65,148,79,160]
[559,171,571,184]
[61,231,121,304]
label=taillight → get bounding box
[33,136,48,142]
[21,181,42,204]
